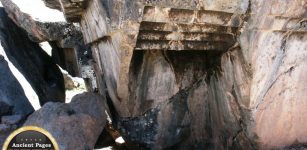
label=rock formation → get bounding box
[24,93,107,150]
[0,1,99,148]
[0,54,34,116]
[0,52,32,148]
[0,0,306,149]
[1,0,96,89]
[0,7,67,147]
[240,0,307,149]
[40,0,306,149]
[0,8,65,105]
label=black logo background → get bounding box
[6,130,55,150]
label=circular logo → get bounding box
[2,126,59,150]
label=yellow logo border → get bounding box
[2,126,59,150]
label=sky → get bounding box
[2,0,65,22]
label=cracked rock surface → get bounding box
[40,0,306,149]
[0,0,306,149]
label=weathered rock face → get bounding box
[0,101,13,116]
[1,0,94,82]
[41,0,306,149]
[0,55,34,144]
[0,8,67,147]
[59,66,83,90]
[0,8,65,105]
[0,53,32,147]
[24,93,107,150]
[240,0,307,149]
[0,54,34,116]
[59,0,247,118]
[1,0,76,43]
[50,0,251,149]
[0,54,33,148]
[0,123,15,148]
[123,50,254,149]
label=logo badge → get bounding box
[2,126,59,150]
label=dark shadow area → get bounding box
[0,8,65,105]
[0,55,34,116]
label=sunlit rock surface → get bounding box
[241,0,307,149]
[40,0,306,149]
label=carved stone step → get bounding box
[143,6,244,27]
[137,30,235,43]
[58,0,87,22]
[135,40,231,51]
[140,0,248,14]
[139,21,238,34]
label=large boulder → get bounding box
[0,54,34,116]
[0,0,76,43]
[0,53,32,148]
[1,0,95,88]
[24,93,107,150]
[0,7,66,147]
[0,8,65,105]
